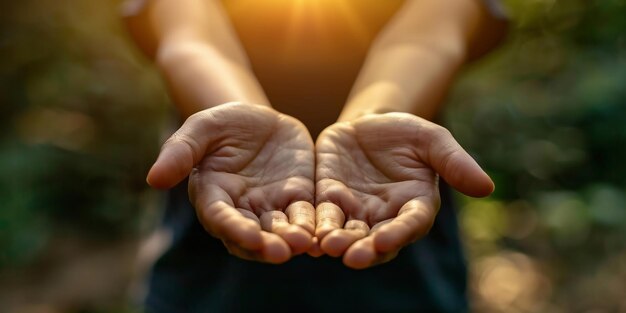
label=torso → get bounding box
[222,0,405,137]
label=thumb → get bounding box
[147,113,216,189]
[422,125,494,197]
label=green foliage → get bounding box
[0,0,168,268]
[449,0,626,310]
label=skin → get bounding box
[124,0,507,267]
[315,113,493,268]
[147,103,316,263]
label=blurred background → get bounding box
[0,0,624,312]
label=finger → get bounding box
[423,125,494,197]
[343,238,402,270]
[321,220,369,257]
[146,112,217,189]
[285,201,315,235]
[307,237,325,257]
[259,210,288,231]
[343,236,377,270]
[237,208,261,224]
[369,218,393,233]
[315,202,345,239]
[260,211,312,255]
[222,240,263,262]
[223,232,292,264]
[260,231,291,264]
[197,200,263,251]
[372,198,437,253]
[370,249,400,268]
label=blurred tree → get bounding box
[0,0,168,269]
[448,0,626,311]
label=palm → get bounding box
[149,103,315,263]
[316,122,438,227]
[315,113,494,269]
[190,104,314,220]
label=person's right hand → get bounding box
[146,103,316,264]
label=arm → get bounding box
[122,0,269,118]
[315,0,505,268]
[339,0,507,122]
[123,0,316,263]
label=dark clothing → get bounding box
[145,181,468,313]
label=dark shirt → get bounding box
[146,181,467,313]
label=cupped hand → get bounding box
[314,113,494,269]
[147,103,315,264]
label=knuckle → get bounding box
[429,122,452,137]
[166,132,197,149]
[185,110,209,125]
[167,132,202,160]
[417,122,450,143]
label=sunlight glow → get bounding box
[226,0,377,57]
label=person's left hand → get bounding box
[314,113,494,269]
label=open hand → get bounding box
[314,113,494,269]
[147,103,315,264]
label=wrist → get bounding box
[338,98,404,123]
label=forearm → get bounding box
[123,0,269,118]
[338,0,506,122]
[156,42,270,118]
[339,41,463,122]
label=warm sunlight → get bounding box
[223,0,401,58]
